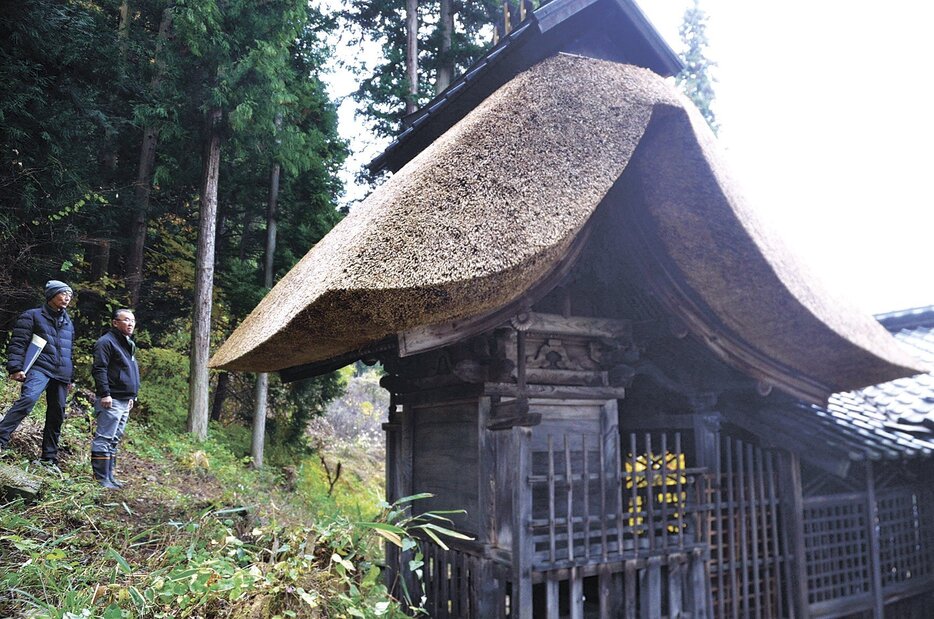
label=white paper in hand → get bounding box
[22,334,47,374]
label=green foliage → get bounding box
[0,0,347,454]
[344,0,502,139]
[267,373,346,449]
[676,0,719,134]
[0,495,406,618]
[136,347,191,430]
[0,420,463,619]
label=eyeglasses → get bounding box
[116,318,136,324]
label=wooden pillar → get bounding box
[512,425,533,619]
[398,404,417,608]
[383,401,401,594]
[865,461,884,619]
[692,412,721,470]
[476,557,504,618]
[690,547,710,619]
[478,396,495,543]
[475,396,503,618]
[780,451,809,619]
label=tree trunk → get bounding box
[126,8,173,305]
[251,149,281,469]
[262,161,280,286]
[187,107,222,441]
[405,0,418,115]
[210,370,229,421]
[251,372,269,467]
[436,0,454,94]
[126,125,158,303]
[118,0,130,56]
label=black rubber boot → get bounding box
[91,452,119,489]
[109,453,125,488]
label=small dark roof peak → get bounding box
[369,0,682,175]
[876,305,934,332]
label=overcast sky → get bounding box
[637,0,934,314]
[329,0,934,315]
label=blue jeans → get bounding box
[0,371,67,460]
[91,398,131,454]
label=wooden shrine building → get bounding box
[213,0,934,616]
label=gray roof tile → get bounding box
[793,308,934,460]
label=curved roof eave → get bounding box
[211,54,925,401]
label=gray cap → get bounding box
[44,280,73,301]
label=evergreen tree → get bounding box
[676,0,718,134]
[345,0,502,139]
[0,0,348,446]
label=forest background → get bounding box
[0,0,712,616]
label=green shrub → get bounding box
[135,347,190,431]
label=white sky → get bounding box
[328,0,934,314]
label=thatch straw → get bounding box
[211,54,924,397]
[211,54,675,372]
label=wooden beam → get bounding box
[395,383,483,406]
[865,461,884,619]
[485,382,626,400]
[516,312,631,339]
[780,452,809,619]
[487,412,541,431]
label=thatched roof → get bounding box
[211,54,925,401]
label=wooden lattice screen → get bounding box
[877,488,934,588]
[528,431,710,618]
[802,493,871,605]
[708,436,792,619]
[529,431,706,569]
[802,482,934,616]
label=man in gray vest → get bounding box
[90,308,140,489]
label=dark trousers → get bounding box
[0,371,68,460]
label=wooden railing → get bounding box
[803,486,934,617]
[529,431,708,569]
[528,430,711,618]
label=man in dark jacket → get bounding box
[0,280,75,469]
[90,308,140,488]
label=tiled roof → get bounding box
[786,308,934,460]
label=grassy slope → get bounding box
[0,382,402,619]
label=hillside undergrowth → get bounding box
[0,372,409,619]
